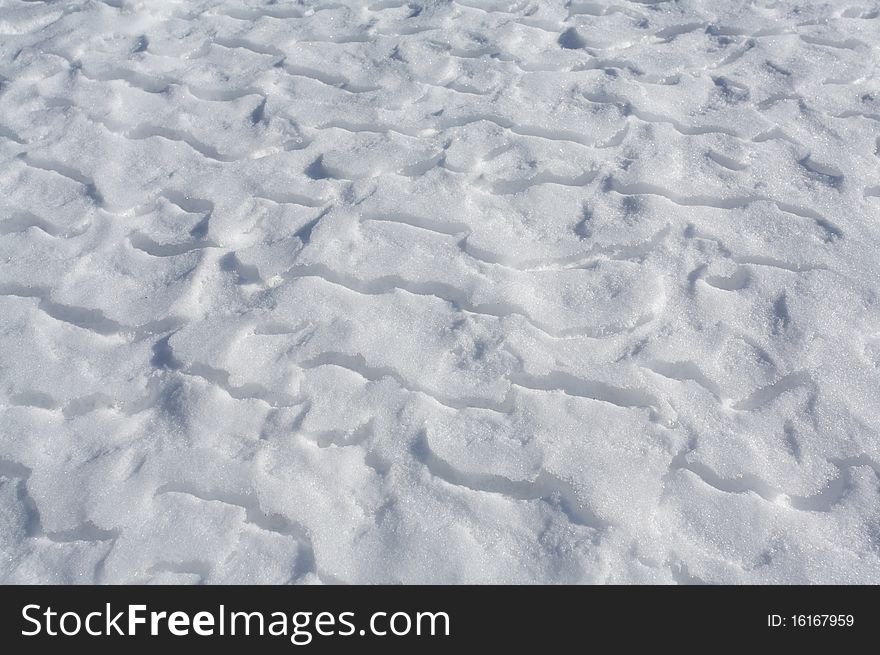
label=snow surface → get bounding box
[1,0,880,584]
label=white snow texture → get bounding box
[1,0,880,584]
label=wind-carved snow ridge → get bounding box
[1,0,879,584]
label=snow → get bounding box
[0,0,879,584]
